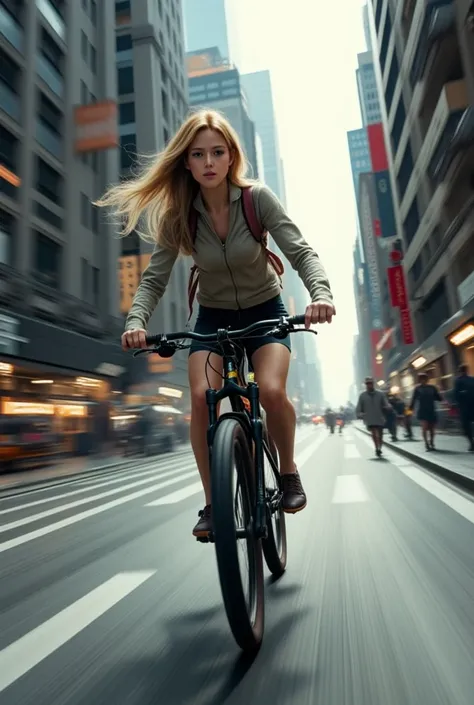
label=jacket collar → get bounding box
[192,183,241,213]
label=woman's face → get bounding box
[186,128,233,189]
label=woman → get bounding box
[410,372,442,451]
[95,109,335,538]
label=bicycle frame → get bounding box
[205,343,279,540]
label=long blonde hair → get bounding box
[94,109,253,255]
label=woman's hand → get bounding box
[121,328,147,350]
[304,301,336,328]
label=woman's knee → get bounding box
[259,382,288,410]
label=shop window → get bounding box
[34,231,61,288]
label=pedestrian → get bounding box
[356,377,391,457]
[410,372,442,451]
[454,363,474,452]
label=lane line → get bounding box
[147,482,203,506]
[0,457,196,516]
[392,462,474,526]
[0,471,198,554]
[0,465,197,533]
[0,571,155,694]
[332,475,369,504]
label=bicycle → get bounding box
[134,313,316,652]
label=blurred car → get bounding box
[112,404,182,456]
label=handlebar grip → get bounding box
[145,335,160,345]
[290,314,306,326]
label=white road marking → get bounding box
[146,482,203,506]
[0,471,198,554]
[0,571,155,694]
[332,475,369,504]
[392,463,474,526]
[0,465,197,533]
[0,458,196,516]
[294,436,324,471]
[344,444,361,459]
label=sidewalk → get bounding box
[356,424,474,491]
[0,453,130,493]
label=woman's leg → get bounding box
[250,343,306,513]
[429,423,436,448]
[421,420,429,448]
[188,350,223,535]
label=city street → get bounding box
[1,424,474,705]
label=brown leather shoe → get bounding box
[193,505,212,537]
[281,471,307,513]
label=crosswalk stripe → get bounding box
[0,464,197,534]
[0,571,155,694]
[147,482,203,506]
[0,455,195,517]
[0,470,198,554]
[332,475,369,504]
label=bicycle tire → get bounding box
[211,417,264,652]
[261,426,287,577]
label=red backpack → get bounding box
[187,186,285,319]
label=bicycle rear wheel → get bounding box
[261,429,287,577]
[211,417,264,652]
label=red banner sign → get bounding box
[400,308,415,345]
[387,265,408,309]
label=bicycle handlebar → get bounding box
[145,314,308,346]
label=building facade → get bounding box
[369,0,474,396]
[115,0,191,403]
[0,0,132,433]
[357,51,383,126]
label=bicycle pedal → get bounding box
[196,532,215,544]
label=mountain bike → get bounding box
[134,313,316,652]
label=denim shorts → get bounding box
[189,295,291,361]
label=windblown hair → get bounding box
[94,109,253,255]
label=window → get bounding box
[0,48,20,91]
[90,44,97,73]
[91,204,99,232]
[41,28,63,73]
[163,126,169,144]
[222,78,237,87]
[91,0,97,25]
[0,209,14,266]
[38,91,62,133]
[92,266,99,306]
[81,30,88,61]
[161,88,169,119]
[115,0,130,24]
[81,257,90,302]
[80,79,88,104]
[35,232,61,288]
[119,101,135,124]
[116,34,132,51]
[0,125,18,171]
[118,66,134,94]
[120,134,137,170]
[33,201,63,230]
[36,157,62,205]
[81,192,89,227]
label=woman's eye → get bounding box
[191,152,202,158]
[215,150,224,156]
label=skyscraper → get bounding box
[356,52,382,127]
[182,0,230,61]
[240,71,284,200]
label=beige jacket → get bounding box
[125,183,333,330]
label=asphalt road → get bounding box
[2,425,474,705]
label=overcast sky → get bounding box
[229,0,367,404]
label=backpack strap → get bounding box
[241,186,285,282]
[187,264,199,322]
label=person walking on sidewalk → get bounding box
[356,378,391,457]
[410,372,442,451]
[454,364,474,451]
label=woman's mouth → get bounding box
[204,172,217,178]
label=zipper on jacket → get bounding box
[222,242,241,310]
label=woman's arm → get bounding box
[125,242,178,330]
[256,185,333,305]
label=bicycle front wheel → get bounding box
[211,417,264,652]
